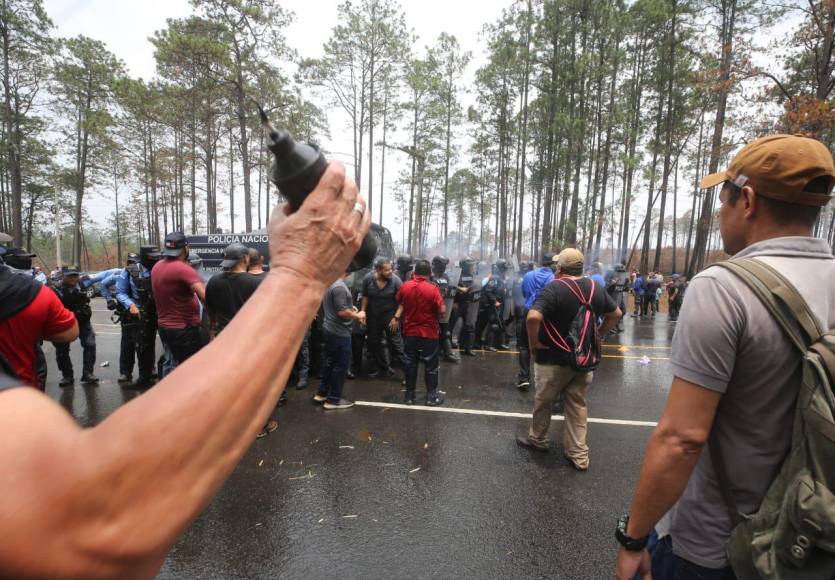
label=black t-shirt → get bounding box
[205,272,263,332]
[360,272,402,319]
[531,277,617,365]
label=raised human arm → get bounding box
[0,162,369,579]
[615,377,721,579]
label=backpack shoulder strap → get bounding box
[712,258,822,352]
[708,257,825,528]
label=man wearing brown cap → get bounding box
[616,135,835,579]
[517,248,621,469]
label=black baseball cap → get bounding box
[162,232,187,257]
[5,247,36,258]
[220,242,249,269]
[541,252,557,265]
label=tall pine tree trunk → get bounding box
[689,0,736,275]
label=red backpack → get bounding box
[540,278,602,372]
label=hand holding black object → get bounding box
[259,106,377,272]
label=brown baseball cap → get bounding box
[699,134,835,206]
[557,248,584,271]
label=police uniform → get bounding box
[115,257,158,387]
[53,268,97,384]
[474,262,509,351]
[430,256,459,363]
[605,265,630,332]
[448,258,477,356]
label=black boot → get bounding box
[442,338,460,363]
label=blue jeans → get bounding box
[55,317,96,378]
[403,335,439,401]
[649,531,735,580]
[293,328,310,382]
[318,332,351,403]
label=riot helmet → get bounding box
[520,260,534,274]
[126,252,140,265]
[493,259,509,274]
[459,256,476,275]
[614,263,626,272]
[139,245,162,269]
[396,254,413,275]
[431,255,449,276]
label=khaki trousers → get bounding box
[528,362,593,468]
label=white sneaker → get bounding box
[323,398,355,410]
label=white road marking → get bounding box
[354,401,657,427]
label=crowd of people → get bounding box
[0,232,689,414]
[0,134,832,580]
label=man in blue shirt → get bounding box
[32,266,47,285]
[81,268,122,298]
[115,247,160,388]
[517,252,556,389]
[632,273,645,318]
[590,262,606,289]
[99,269,123,308]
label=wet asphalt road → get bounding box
[42,299,677,579]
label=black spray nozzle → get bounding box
[258,104,376,272]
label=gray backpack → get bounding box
[710,258,835,579]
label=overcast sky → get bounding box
[42,0,511,241]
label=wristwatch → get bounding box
[615,515,649,551]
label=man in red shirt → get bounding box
[0,252,78,389]
[152,232,207,366]
[394,259,446,406]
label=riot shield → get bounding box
[465,284,482,328]
[501,282,514,323]
[440,266,461,324]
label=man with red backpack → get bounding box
[516,248,621,470]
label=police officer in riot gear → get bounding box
[395,254,414,283]
[430,255,460,363]
[449,257,478,356]
[115,246,161,389]
[475,259,509,352]
[605,263,630,333]
[53,266,97,386]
